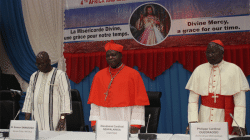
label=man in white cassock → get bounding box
[22,51,72,131]
[185,40,249,136]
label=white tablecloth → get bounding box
[39,131,173,140]
[1,130,250,140]
[38,132,250,140]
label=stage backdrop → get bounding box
[0,0,249,134]
[62,0,250,134]
[63,0,250,134]
[64,0,250,82]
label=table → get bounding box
[37,132,250,140]
[1,130,250,140]
[38,131,173,140]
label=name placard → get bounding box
[9,120,39,140]
[190,122,228,140]
[96,120,129,140]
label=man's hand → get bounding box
[56,114,66,131]
[185,121,197,134]
[91,125,96,132]
[25,113,31,120]
[231,126,246,136]
[130,126,139,134]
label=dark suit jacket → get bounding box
[0,73,22,91]
[0,73,22,128]
[0,73,22,103]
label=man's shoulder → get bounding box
[123,65,140,74]
[55,68,66,75]
[31,70,39,76]
[223,61,240,69]
[95,67,108,76]
[193,62,209,72]
[94,66,140,77]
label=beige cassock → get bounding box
[186,60,249,128]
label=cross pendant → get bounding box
[212,93,219,103]
[104,91,108,101]
[104,78,114,101]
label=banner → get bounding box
[64,0,250,53]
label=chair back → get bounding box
[0,90,17,129]
[140,91,161,133]
[66,89,87,131]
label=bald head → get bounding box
[36,51,50,60]
[36,51,52,73]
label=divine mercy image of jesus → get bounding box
[130,3,171,46]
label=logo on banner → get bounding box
[129,2,171,46]
[80,0,88,5]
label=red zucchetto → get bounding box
[211,40,224,47]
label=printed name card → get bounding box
[190,122,228,140]
[96,120,129,140]
[9,120,39,140]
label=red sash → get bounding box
[201,93,234,134]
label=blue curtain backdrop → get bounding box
[0,0,57,82]
[0,0,37,82]
[70,62,250,134]
[1,0,250,134]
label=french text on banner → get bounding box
[64,24,132,42]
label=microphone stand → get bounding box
[229,113,249,140]
[2,110,21,138]
[14,110,21,120]
[138,114,157,140]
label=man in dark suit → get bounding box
[0,67,22,128]
[0,67,22,93]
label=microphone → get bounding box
[10,89,23,96]
[14,110,21,120]
[3,110,21,138]
[138,114,157,140]
[229,113,243,137]
[146,114,151,133]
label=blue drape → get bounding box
[70,62,250,134]
[0,0,37,82]
[0,0,57,82]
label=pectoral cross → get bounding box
[104,78,114,101]
[212,93,219,103]
[104,64,125,101]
